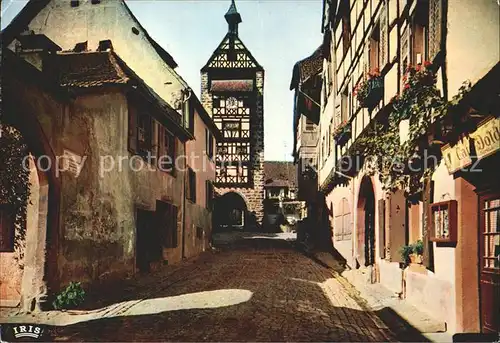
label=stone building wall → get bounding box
[183,108,216,258]
[4,71,188,293]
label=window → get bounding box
[325,62,333,98]
[321,136,327,162]
[182,99,194,134]
[341,0,351,56]
[128,109,155,157]
[305,117,315,131]
[205,129,214,159]
[401,25,410,84]
[430,200,457,243]
[156,201,178,248]
[379,4,389,67]
[137,113,153,158]
[482,197,500,269]
[369,24,380,71]
[0,205,14,252]
[326,124,331,157]
[329,120,334,155]
[412,1,429,64]
[206,180,214,210]
[222,121,241,138]
[158,127,176,174]
[334,198,352,241]
[341,89,349,123]
[187,167,196,203]
[428,0,442,62]
[196,227,204,240]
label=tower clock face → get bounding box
[226,97,238,110]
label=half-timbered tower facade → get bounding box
[201,0,265,230]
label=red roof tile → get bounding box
[211,79,254,92]
[264,161,297,188]
[58,51,129,88]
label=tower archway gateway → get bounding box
[201,0,265,231]
[213,192,248,231]
[356,176,376,268]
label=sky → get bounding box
[1,0,323,161]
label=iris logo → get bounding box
[11,325,44,339]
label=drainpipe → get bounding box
[181,145,187,260]
[180,88,193,259]
[181,142,187,259]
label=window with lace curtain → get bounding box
[428,0,442,62]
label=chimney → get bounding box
[73,41,88,53]
[97,40,113,52]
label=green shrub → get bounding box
[413,239,424,255]
[52,282,86,310]
[399,245,413,265]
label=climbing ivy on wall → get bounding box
[349,62,472,196]
[0,124,31,264]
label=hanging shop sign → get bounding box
[442,116,500,174]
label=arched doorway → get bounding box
[0,114,60,312]
[0,155,53,312]
[213,192,248,231]
[357,177,376,267]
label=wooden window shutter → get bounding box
[380,4,389,67]
[151,121,159,159]
[428,0,442,62]
[128,108,138,153]
[400,25,410,87]
[205,128,209,153]
[171,205,178,248]
[378,199,386,259]
[206,180,213,210]
[157,126,164,168]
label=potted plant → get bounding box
[410,239,424,264]
[333,121,352,146]
[399,244,413,266]
[354,68,384,109]
[391,61,437,121]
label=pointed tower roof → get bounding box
[225,0,242,34]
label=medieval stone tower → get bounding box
[201,0,264,230]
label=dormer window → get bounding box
[70,0,79,7]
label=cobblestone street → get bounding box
[42,234,397,342]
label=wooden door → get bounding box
[136,209,155,273]
[479,192,500,333]
[365,194,376,266]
